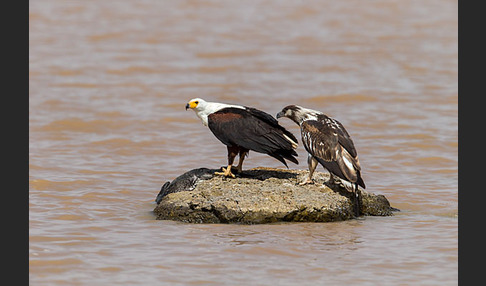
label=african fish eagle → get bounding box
[276,105,365,216]
[186,98,299,178]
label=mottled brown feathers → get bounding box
[301,115,365,188]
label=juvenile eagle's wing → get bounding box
[301,117,363,187]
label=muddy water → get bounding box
[29,0,457,285]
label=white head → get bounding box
[185,98,244,126]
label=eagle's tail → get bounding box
[269,149,299,168]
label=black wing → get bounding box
[245,106,299,145]
[208,107,298,166]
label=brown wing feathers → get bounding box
[207,107,298,166]
[301,116,365,188]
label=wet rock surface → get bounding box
[153,167,396,224]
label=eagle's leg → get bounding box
[236,149,249,173]
[354,183,361,217]
[328,173,336,186]
[299,155,318,185]
[215,146,238,178]
[215,165,236,178]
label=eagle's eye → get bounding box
[194,101,199,104]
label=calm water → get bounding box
[29,0,458,285]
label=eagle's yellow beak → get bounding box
[185,101,198,110]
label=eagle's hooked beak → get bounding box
[276,111,284,119]
[186,100,198,110]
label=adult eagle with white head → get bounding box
[186,98,299,178]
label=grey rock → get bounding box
[154,167,396,224]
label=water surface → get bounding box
[30,0,458,285]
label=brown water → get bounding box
[29,0,458,285]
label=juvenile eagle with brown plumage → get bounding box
[277,105,365,216]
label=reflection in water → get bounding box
[30,0,457,285]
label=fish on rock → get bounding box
[155,168,215,204]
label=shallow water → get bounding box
[29,0,457,285]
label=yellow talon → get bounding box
[298,178,314,185]
[215,167,236,178]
